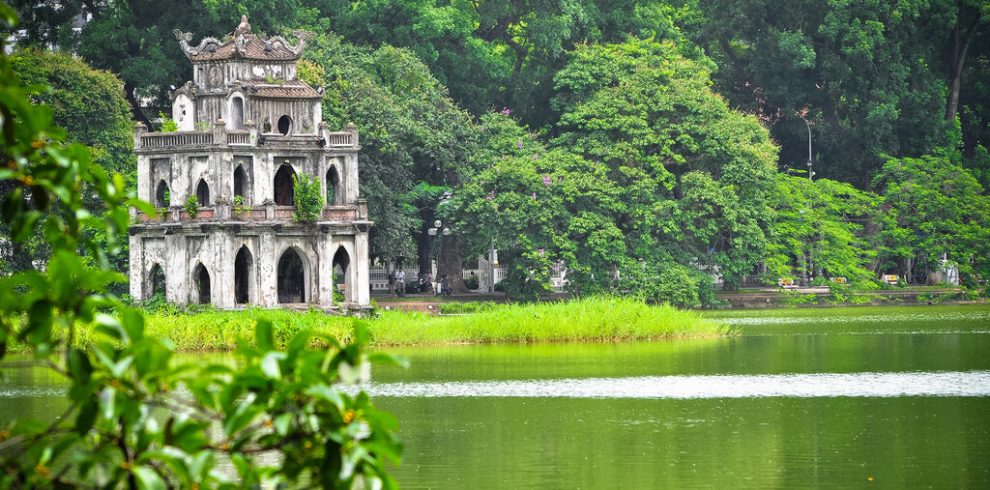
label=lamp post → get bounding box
[799,115,817,285]
[801,116,814,182]
[428,219,451,293]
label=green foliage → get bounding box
[0,13,403,486]
[303,33,475,263]
[438,301,499,315]
[159,111,179,132]
[873,151,990,287]
[3,48,134,281]
[292,173,324,223]
[370,296,729,345]
[765,174,879,287]
[184,195,199,218]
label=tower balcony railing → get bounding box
[134,120,359,151]
[134,202,366,224]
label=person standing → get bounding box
[396,269,406,297]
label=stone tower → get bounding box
[129,16,372,310]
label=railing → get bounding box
[140,131,214,148]
[322,208,358,221]
[137,128,358,150]
[227,131,250,145]
[325,131,353,147]
[137,205,362,223]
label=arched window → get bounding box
[193,263,211,305]
[195,179,210,206]
[234,245,252,304]
[273,164,296,206]
[149,263,165,298]
[277,115,292,136]
[277,247,306,303]
[326,166,341,205]
[230,97,244,129]
[155,180,170,208]
[234,165,248,201]
[332,246,351,304]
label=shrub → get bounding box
[184,194,199,217]
[293,173,324,223]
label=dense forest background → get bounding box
[3,0,989,303]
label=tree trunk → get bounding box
[945,5,981,123]
[124,81,152,128]
[440,235,469,294]
[417,207,435,280]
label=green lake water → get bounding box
[3,305,990,488]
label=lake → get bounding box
[3,305,990,488]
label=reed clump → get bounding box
[8,297,728,352]
[366,296,728,346]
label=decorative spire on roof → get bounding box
[235,15,252,35]
[172,17,310,62]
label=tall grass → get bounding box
[7,297,728,353]
[367,296,728,346]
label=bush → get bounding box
[293,173,324,223]
[463,274,480,290]
[184,195,198,217]
[643,265,701,308]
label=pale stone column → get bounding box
[213,231,234,309]
[318,229,334,308]
[165,233,185,304]
[258,230,277,307]
[354,231,370,306]
[129,234,144,300]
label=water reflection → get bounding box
[362,371,990,399]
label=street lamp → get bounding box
[800,116,814,182]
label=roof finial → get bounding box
[235,15,251,35]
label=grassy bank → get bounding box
[369,297,727,345]
[7,297,727,352]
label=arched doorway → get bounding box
[195,179,210,206]
[234,165,248,201]
[149,263,165,298]
[326,166,340,205]
[274,164,295,206]
[332,246,351,304]
[234,245,252,304]
[277,115,292,135]
[193,263,211,304]
[230,97,244,129]
[155,180,170,208]
[277,247,306,303]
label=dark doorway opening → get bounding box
[195,179,210,205]
[277,248,306,303]
[231,97,244,129]
[149,263,165,298]
[155,180,170,208]
[194,263,211,304]
[277,115,292,136]
[326,166,340,205]
[274,164,296,206]
[234,165,247,200]
[234,245,252,304]
[332,246,350,304]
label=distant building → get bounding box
[128,16,372,310]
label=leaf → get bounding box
[260,352,285,380]
[255,320,274,352]
[132,465,167,490]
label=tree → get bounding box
[873,149,990,286]
[302,33,476,283]
[2,49,133,277]
[764,174,880,287]
[551,38,777,289]
[693,0,948,186]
